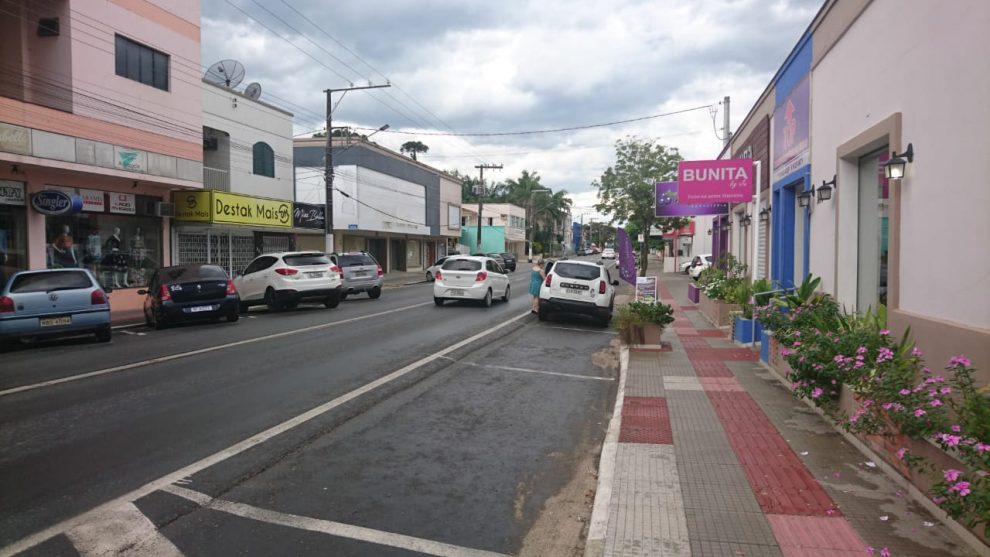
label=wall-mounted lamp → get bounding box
[759,206,771,222]
[818,175,836,202]
[883,143,914,180]
[797,188,813,208]
[707,228,712,236]
[721,221,731,231]
[132,180,139,189]
[739,214,752,227]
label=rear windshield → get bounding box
[160,265,228,284]
[9,271,93,293]
[442,259,482,271]
[337,254,377,267]
[552,262,601,281]
[499,253,514,258]
[284,254,330,266]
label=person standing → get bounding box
[528,259,545,314]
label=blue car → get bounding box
[0,268,112,347]
[139,264,240,329]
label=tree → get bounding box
[400,141,429,161]
[593,137,691,276]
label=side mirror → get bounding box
[612,280,619,286]
[136,289,147,295]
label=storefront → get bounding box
[0,180,28,285]
[292,202,327,252]
[172,190,301,276]
[32,187,163,289]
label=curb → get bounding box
[584,345,629,557]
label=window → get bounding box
[553,262,601,280]
[335,253,377,267]
[46,212,162,289]
[283,254,330,267]
[442,259,481,271]
[114,35,169,91]
[10,270,94,293]
[253,142,275,177]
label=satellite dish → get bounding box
[244,82,262,100]
[204,59,245,88]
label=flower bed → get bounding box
[616,300,674,346]
[699,291,739,327]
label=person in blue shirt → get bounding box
[528,259,545,314]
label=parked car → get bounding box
[0,268,112,347]
[433,255,510,307]
[601,247,616,260]
[688,254,714,280]
[539,259,617,327]
[679,259,694,274]
[330,251,383,299]
[498,252,517,272]
[425,256,449,282]
[140,264,239,329]
[474,253,506,269]
[234,252,343,312]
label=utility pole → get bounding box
[723,95,731,148]
[324,83,390,254]
[473,163,502,254]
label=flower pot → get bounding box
[620,323,664,345]
[641,323,664,344]
[699,292,740,327]
[687,283,700,304]
[760,329,771,362]
[733,316,762,343]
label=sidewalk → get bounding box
[588,268,981,557]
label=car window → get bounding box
[245,256,277,275]
[442,259,482,271]
[433,257,447,267]
[160,265,228,284]
[337,254,377,267]
[9,271,93,293]
[705,256,713,263]
[552,262,601,280]
[284,254,330,266]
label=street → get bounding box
[1,263,620,556]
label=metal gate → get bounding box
[176,231,255,277]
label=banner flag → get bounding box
[616,227,637,285]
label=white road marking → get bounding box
[544,326,618,335]
[0,311,531,557]
[65,502,182,557]
[0,302,433,398]
[162,485,509,557]
[470,362,613,382]
[119,330,146,336]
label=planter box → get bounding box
[687,283,700,304]
[698,292,740,327]
[760,329,771,362]
[620,323,664,345]
[768,334,793,379]
[733,316,762,344]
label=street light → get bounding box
[527,188,552,262]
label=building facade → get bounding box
[0,0,202,318]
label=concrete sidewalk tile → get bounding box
[699,377,746,392]
[695,329,727,338]
[622,396,670,419]
[676,461,752,487]
[690,360,735,377]
[689,540,784,557]
[625,374,666,397]
[680,481,763,514]
[684,507,779,546]
[663,376,704,391]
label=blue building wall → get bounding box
[460,226,506,253]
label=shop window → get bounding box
[45,213,161,289]
[114,34,169,91]
[253,142,275,177]
[0,205,28,286]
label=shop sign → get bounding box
[114,146,145,172]
[655,181,728,217]
[80,189,105,212]
[213,192,291,228]
[773,74,810,182]
[677,159,753,204]
[0,180,26,206]
[172,191,211,221]
[635,276,657,303]
[292,202,326,229]
[109,192,136,214]
[31,190,83,215]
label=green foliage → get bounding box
[627,301,675,327]
[400,140,429,160]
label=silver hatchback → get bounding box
[0,268,112,346]
[330,251,383,299]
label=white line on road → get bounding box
[470,362,614,382]
[65,502,182,557]
[544,326,618,335]
[0,302,434,398]
[162,485,509,557]
[0,311,531,557]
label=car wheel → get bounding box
[238,301,250,314]
[227,312,239,323]
[482,289,492,307]
[324,292,341,308]
[426,271,434,282]
[368,286,382,299]
[598,312,612,328]
[265,288,280,311]
[153,310,167,330]
[538,305,549,321]
[339,292,348,301]
[502,285,510,302]
[95,328,112,342]
[144,311,153,327]
[284,302,299,310]
[434,297,444,306]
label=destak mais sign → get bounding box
[172,191,292,228]
[676,159,753,204]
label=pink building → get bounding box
[0,0,202,319]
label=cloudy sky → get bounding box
[202,0,822,221]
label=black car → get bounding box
[498,252,517,271]
[139,264,240,329]
[475,253,507,269]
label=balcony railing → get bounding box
[203,167,230,192]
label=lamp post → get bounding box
[527,188,551,262]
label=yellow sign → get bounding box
[173,191,211,222]
[172,191,292,228]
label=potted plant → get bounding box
[615,301,675,345]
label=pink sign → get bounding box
[676,159,753,204]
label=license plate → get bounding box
[306,272,324,278]
[565,288,584,295]
[189,305,214,313]
[40,316,71,327]
[448,289,465,296]
[353,271,368,277]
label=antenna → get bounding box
[204,59,246,88]
[244,82,262,100]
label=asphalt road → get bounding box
[0,260,620,556]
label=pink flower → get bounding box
[811,387,823,399]
[780,348,793,356]
[879,329,891,336]
[940,387,952,395]
[857,346,867,354]
[976,443,990,455]
[792,341,802,347]
[929,399,942,407]
[913,408,926,418]
[911,347,923,357]
[897,447,908,460]
[951,424,961,432]
[942,434,961,447]
[951,481,971,497]
[866,546,875,555]
[898,389,911,396]
[944,469,961,482]
[880,548,890,557]
[949,355,971,367]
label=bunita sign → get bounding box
[676,159,753,204]
[31,190,83,215]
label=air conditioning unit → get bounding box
[155,202,176,218]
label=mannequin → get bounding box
[129,227,147,285]
[102,228,128,287]
[104,227,122,252]
[85,226,102,264]
[52,225,76,268]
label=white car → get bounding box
[539,259,617,326]
[425,256,449,282]
[601,248,616,259]
[433,256,510,307]
[688,254,714,280]
[234,252,343,312]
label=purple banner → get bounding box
[773,74,810,180]
[615,227,637,285]
[655,181,729,217]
